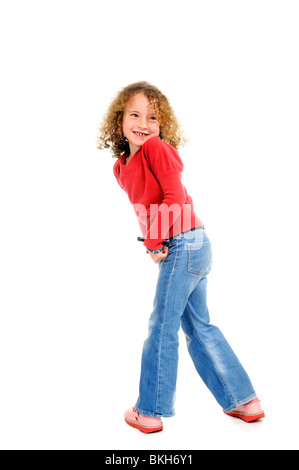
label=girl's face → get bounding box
[122,93,160,156]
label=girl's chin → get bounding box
[129,135,153,148]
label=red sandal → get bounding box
[224,398,265,423]
[124,407,163,433]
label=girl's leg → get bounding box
[135,238,199,417]
[181,274,256,413]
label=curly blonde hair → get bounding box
[97,81,187,158]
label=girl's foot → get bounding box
[124,407,163,433]
[224,397,265,422]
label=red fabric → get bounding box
[113,137,203,251]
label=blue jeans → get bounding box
[135,229,256,417]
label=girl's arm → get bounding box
[144,171,186,252]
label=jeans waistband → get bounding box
[166,225,205,241]
[137,226,205,244]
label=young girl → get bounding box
[98,81,265,433]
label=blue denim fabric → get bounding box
[135,229,256,417]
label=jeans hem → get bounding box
[134,405,175,418]
[224,392,257,413]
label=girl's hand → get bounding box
[147,245,169,264]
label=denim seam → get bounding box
[155,240,179,416]
[134,406,174,418]
[184,303,238,409]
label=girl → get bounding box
[98,81,265,433]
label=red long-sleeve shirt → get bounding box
[113,136,203,252]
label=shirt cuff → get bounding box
[146,247,164,254]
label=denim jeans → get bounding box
[135,229,256,417]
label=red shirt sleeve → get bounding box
[142,138,186,252]
[113,158,124,189]
[144,172,186,251]
[142,137,184,177]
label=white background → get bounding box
[0,0,298,450]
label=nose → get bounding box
[138,117,148,129]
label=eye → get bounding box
[131,113,139,118]
[150,116,157,121]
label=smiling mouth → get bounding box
[133,132,149,137]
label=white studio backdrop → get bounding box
[0,0,298,450]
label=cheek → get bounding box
[152,123,160,136]
[122,118,132,136]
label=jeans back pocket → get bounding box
[187,241,212,276]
